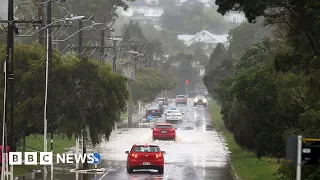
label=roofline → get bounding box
[189,30,216,42]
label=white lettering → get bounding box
[74,154,87,163]
[66,154,73,163]
[56,153,65,163]
[87,153,94,164]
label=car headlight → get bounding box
[203,99,207,102]
[194,98,198,102]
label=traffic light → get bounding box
[186,80,189,85]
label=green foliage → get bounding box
[139,24,186,54]
[0,43,129,148]
[131,68,176,103]
[204,0,320,177]
[120,21,164,68]
[227,17,273,58]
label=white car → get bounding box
[164,110,184,122]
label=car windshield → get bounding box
[133,146,159,152]
[156,125,172,129]
[177,95,185,98]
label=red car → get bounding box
[125,144,165,173]
[152,123,176,141]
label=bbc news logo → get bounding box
[8,152,101,165]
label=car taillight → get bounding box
[169,128,175,132]
[131,153,137,158]
[176,98,178,100]
[156,153,163,159]
[153,128,159,131]
[184,98,187,100]
[155,110,159,112]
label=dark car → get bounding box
[175,95,187,105]
[146,104,164,118]
[157,97,168,106]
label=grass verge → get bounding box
[209,100,279,180]
[13,134,76,177]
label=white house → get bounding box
[224,12,246,23]
[178,30,229,49]
[117,0,164,18]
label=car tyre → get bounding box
[204,104,207,107]
[127,164,133,173]
[158,167,164,174]
[153,137,156,141]
[194,103,196,106]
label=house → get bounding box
[117,0,164,18]
[178,0,211,7]
[178,30,228,49]
[224,12,246,23]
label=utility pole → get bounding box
[100,29,105,61]
[37,0,45,45]
[78,20,83,58]
[112,39,117,72]
[43,0,52,175]
[127,78,132,128]
[122,66,135,128]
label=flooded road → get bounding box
[16,98,233,180]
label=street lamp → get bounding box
[43,15,84,176]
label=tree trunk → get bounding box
[82,127,88,169]
[23,135,26,152]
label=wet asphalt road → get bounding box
[17,98,233,180]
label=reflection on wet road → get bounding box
[16,98,233,180]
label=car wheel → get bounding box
[158,167,164,174]
[127,164,133,173]
[204,104,207,107]
[194,103,196,106]
[153,137,156,141]
[173,137,176,141]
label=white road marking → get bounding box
[98,172,109,180]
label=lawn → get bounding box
[209,100,279,180]
[13,134,76,176]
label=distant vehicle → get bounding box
[152,123,177,141]
[146,104,163,118]
[125,144,166,173]
[157,97,168,106]
[194,96,207,107]
[175,95,187,105]
[164,110,183,122]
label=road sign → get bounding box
[147,114,152,121]
[301,138,320,165]
[186,80,188,85]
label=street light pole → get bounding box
[43,0,52,175]
[112,39,117,72]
